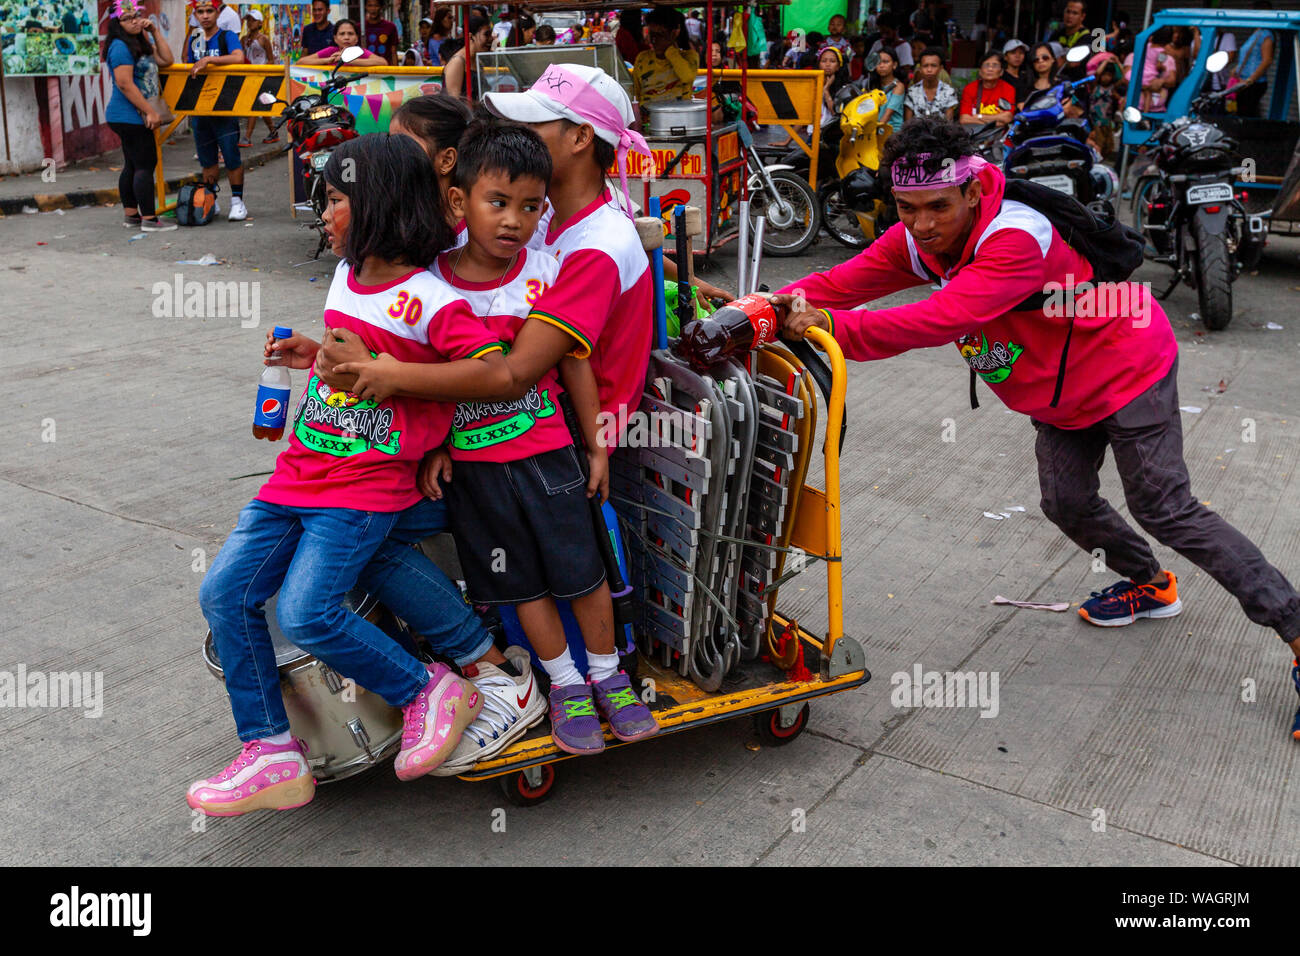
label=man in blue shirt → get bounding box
[300,0,333,56]
[185,0,249,220]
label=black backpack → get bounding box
[176,182,218,226]
[958,181,1146,409]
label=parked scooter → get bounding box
[716,92,821,257]
[991,45,1118,205]
[818,80,897,250]
[1126,49,1268,330]
[258,46,365,259]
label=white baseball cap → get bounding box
[1002,39,1028,54]
[483,64,635,149]
[245,8,262,20]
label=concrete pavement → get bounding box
[2,154,1299,866]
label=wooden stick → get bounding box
[682,204,703,293]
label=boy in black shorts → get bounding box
[369,121,660,755]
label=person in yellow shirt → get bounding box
[633,6,700,103]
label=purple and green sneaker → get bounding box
[593,671,660,743]
[548,683,605,755]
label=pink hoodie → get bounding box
[778,160,1176,429]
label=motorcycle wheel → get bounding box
[1193,217,1233,331]
[308,174,329,260]
[1130,177,1168,257]
[750,170,820,257]
[820,182,870,250]
[309,173,328,223]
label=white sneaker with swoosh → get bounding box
[431,647,546,775]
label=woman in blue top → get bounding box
[1231,1,1277,118]
[104,0,176,231]
[872,47,907,132]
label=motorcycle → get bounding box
[258,46,365,259]
[716,91,821,257]
[1125,49,1268,330]
[982,45,1118,205]
[818,80,897,250]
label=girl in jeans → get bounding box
[104,0,176,232]
[190,134,524,816]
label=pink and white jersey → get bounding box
[527,189,653,445]
[258,261,502,512]
[431,248,570,463]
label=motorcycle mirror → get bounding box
[1205,50,1230,74]
[1122,106,1143,124]
[1066,44,1090,64]
[257,92,278,106]
[340,45,366,64]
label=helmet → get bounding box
[842,167,879,210]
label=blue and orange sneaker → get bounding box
[1078,571,1182,627]
[1290,660,1300,742]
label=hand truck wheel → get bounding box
[754,703,810,747]
[499,763,557,807]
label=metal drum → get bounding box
[645,100,707,137]
[201,591,405,783]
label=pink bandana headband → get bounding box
[533,64,652,219]
[891,152,981,191]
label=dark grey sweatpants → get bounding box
[1033,356,1300,643]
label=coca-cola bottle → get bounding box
[675,294,782,370]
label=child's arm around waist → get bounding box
[334,347,511,404]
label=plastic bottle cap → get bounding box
[273,325,294,339]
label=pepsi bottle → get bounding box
[253,326,294,441]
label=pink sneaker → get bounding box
[186,738,315,817]
[394,663,482,781]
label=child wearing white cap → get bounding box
[241,9,277,146]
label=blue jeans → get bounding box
[356,498,494,667]
[199,499,430,741]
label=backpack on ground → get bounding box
[176,182,218,226]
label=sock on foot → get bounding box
[263,731,293,746]
[540,649,583,688]
[587,650,620,683]
[231,185,244,199]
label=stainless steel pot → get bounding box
[644,99,707,137]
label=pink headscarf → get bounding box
[532,64,652,219]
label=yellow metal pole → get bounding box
[804,326,845,656]
[808,70,823,190]
[153,116,183,214]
